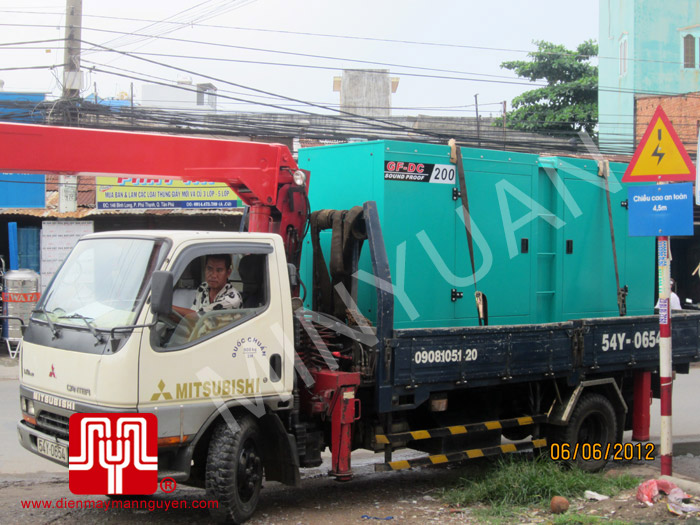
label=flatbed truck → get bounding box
[0,122,697,523]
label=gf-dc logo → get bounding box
[68,414,158,495]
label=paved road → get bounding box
[0,362,64,477]
[0,355,699,524]
[1,356,699,478]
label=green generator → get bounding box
[298,140,654,329]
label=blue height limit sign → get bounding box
[628,182,693,237]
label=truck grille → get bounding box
[36,410,69,439]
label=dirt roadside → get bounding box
[2,454,700,524]
[2,358,699,523]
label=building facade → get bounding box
[141,79,218,112]
[599,0,700,153]
[332,70,399,118]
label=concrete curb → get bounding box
[660,475,700,496]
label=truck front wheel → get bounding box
[552,393,617,472]
[206,416,263,524]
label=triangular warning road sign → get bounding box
[622,106,695,183]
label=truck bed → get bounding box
[386,313,700,398]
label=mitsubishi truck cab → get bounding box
[18,230,296,486]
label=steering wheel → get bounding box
[188,309,244,342]
[159,308,186,331]
[188,311,215,342]
[158,309,202,347]
[155,308,191,345]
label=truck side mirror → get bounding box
[151,271,174,315]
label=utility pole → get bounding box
[59,0,82,213]
[62,0,83,116]
[474,94,480,148]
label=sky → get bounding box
[0,0,600,118]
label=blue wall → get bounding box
[0,92,45,122]
[599,0,700,153]
[636,2,700,95]
[0,174,45,208]
[599,0,635,153]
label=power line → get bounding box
[0,97,650,156]
[82,64,444,142]
[79,43,455,140]
[0,94,584,152]
[0,23,583,88]
[91,0,258,60]
[112,49,545,84]
[75,44,697,145]
[0,37,66,47]
[79,26,546,86]
[0,64,66,72]
[70,29,700,99]
[0,46,64,50]
[0,22,694,99]
[0,9,686,67]
[0,19,691,152]
[82,69,567,149]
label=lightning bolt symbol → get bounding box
[651,129,664,165]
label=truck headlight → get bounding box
[26,399,35,416]
[293,170,306,186]
[20,397,27,412]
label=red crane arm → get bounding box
[0,122,310,269]
[0,122,302,206]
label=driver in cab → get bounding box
[172,254,242,318]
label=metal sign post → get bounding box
[629,181,693,475]
[657,236,672,476]
[624,105,696,478]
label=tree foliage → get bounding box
[498,40,598,136]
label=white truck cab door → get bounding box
[137,239,295,435]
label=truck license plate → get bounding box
[37,437,68,464]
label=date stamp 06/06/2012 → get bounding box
[548,442,656,462]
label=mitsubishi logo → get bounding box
[150,379,173,401]
[49,364,56,378]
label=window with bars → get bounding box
[619,37,628,76]
[684,34,696,68]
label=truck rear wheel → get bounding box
[552,393,617,472]
[206,416,263,524]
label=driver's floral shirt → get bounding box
[192,282,243,313]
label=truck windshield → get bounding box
[34,237,167,330]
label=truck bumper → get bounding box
[17,420,69,467]
[17,419,195,481]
